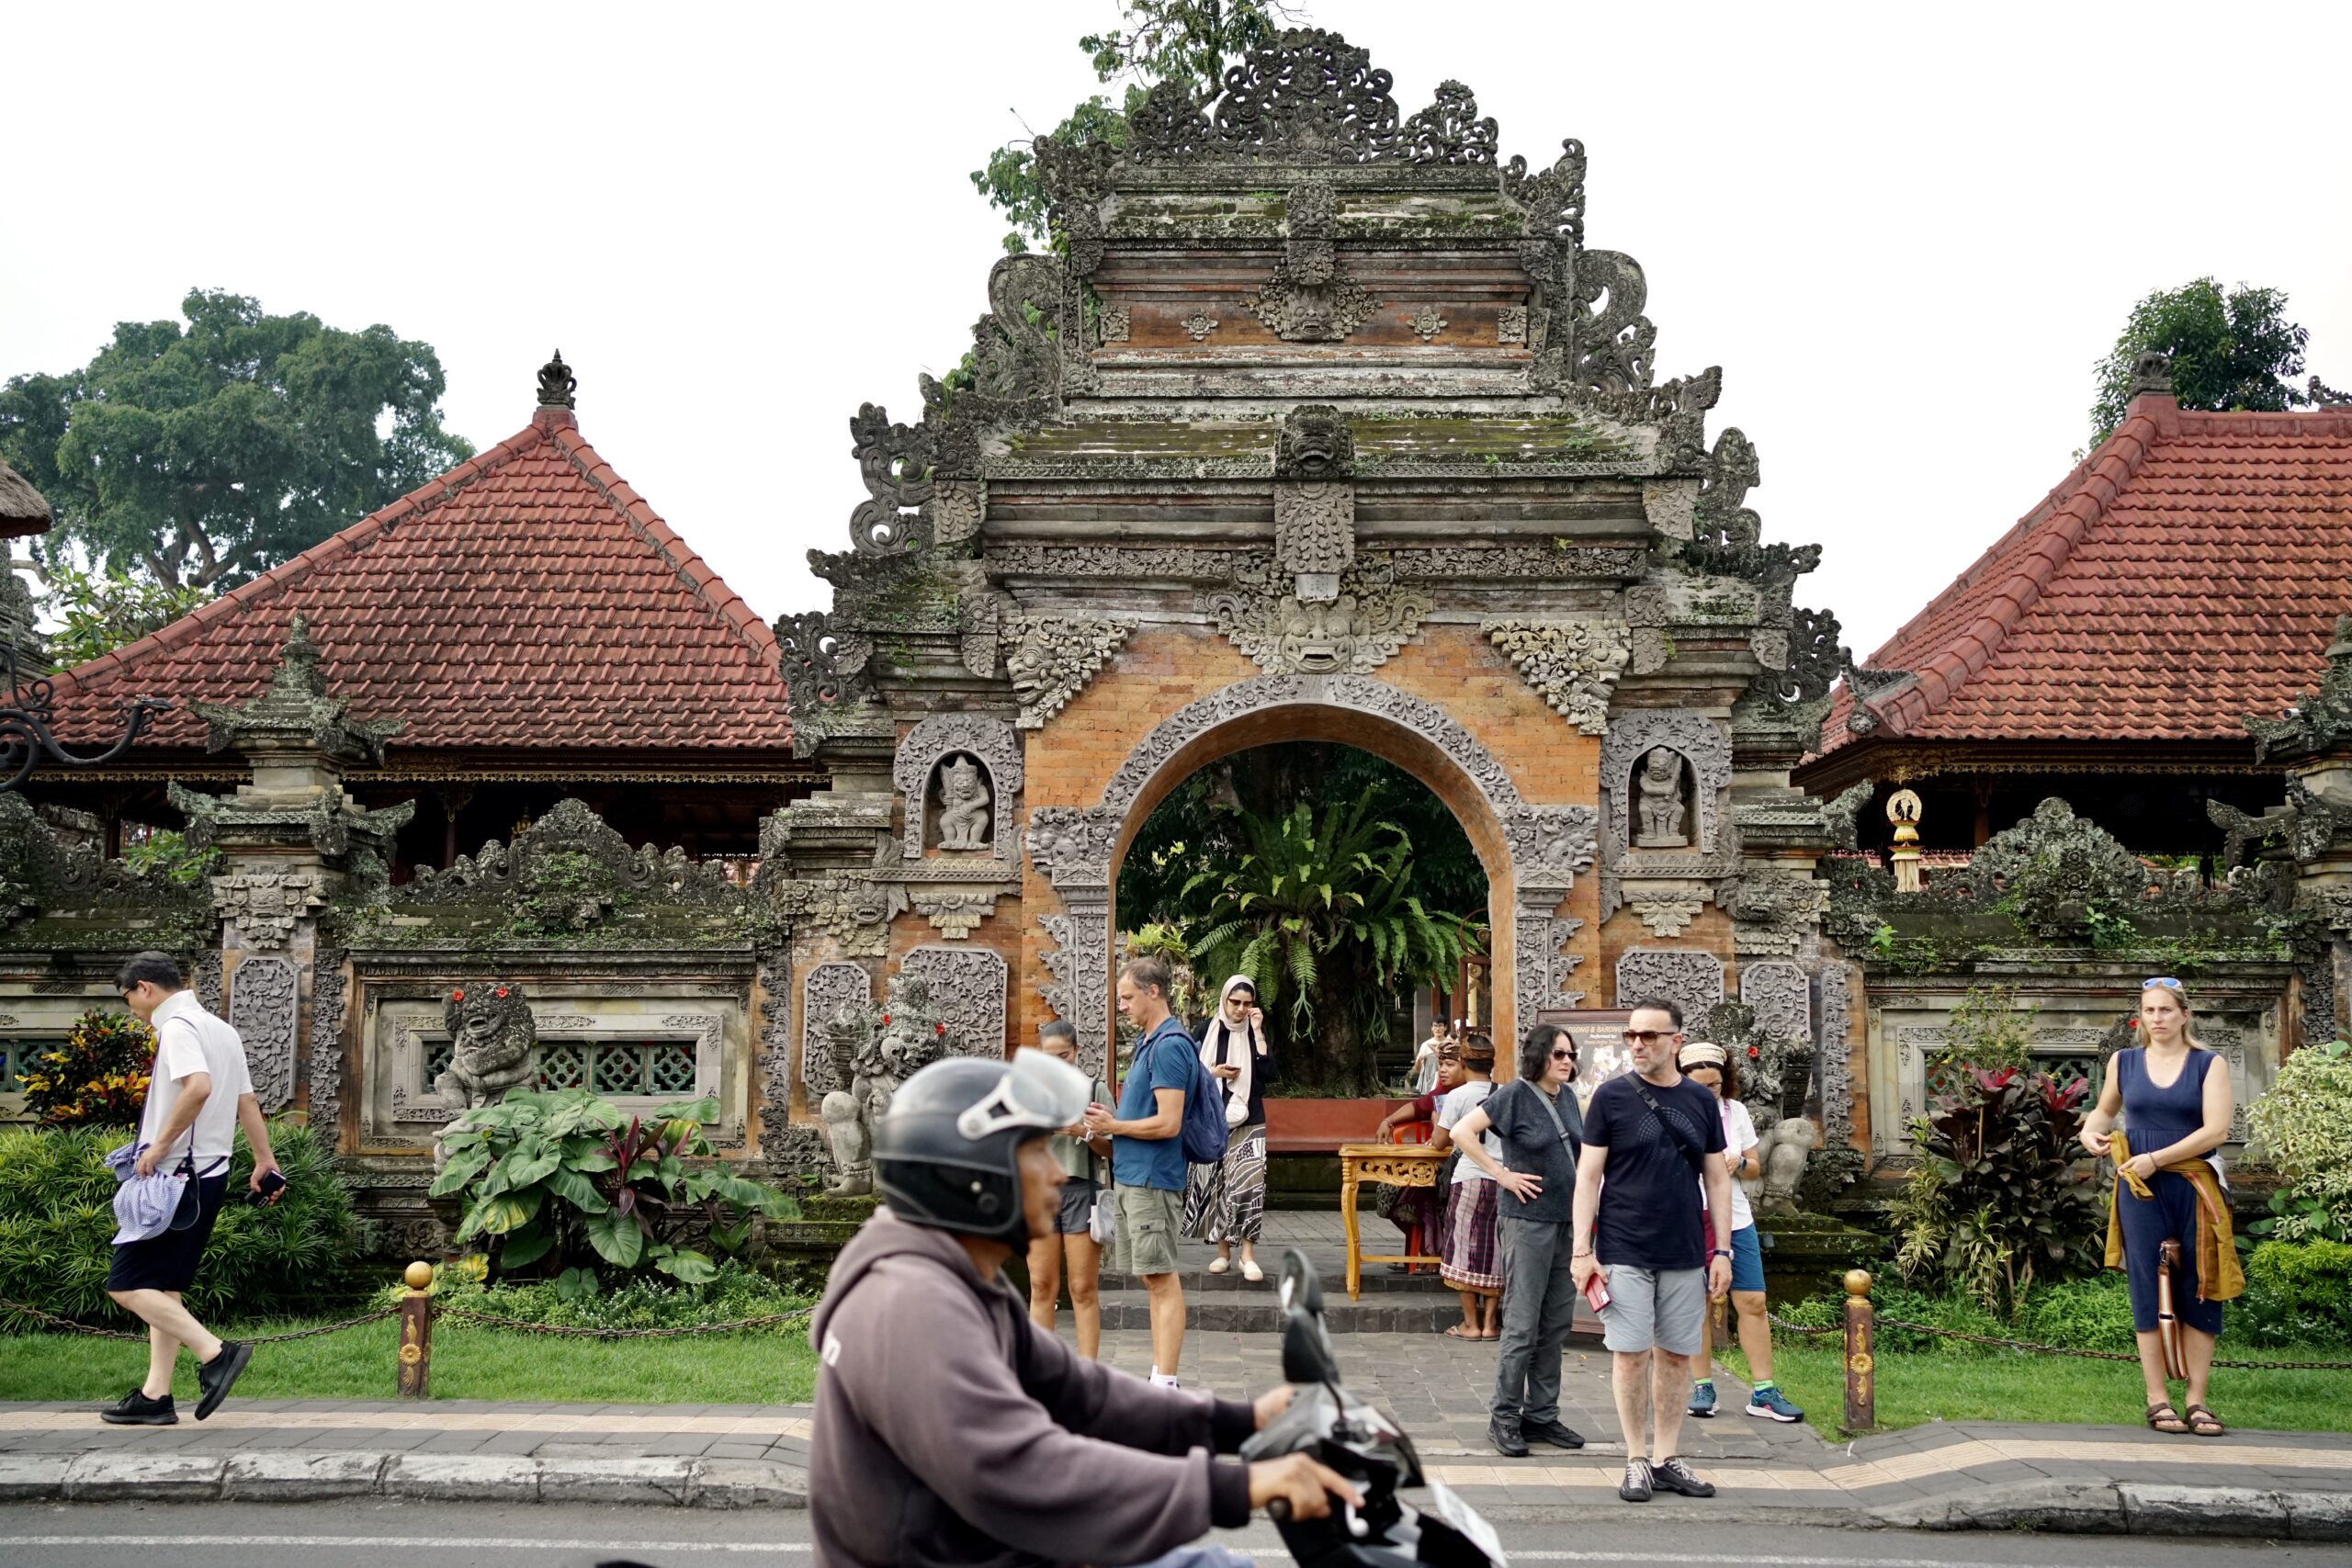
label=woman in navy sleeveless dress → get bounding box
[2079,979,2235,1436]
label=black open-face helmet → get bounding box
[874,1049,1093,1245]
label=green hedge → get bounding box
[0,1122,357,1329]
[381,1257,808,1335]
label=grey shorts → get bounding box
[1056,1176,1099,1235]
[1114,1183,1183,1276]
[1599,1264,1708,1355]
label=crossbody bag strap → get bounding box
[1529,1082,1580,1156]
[1631,1079,1707,1175]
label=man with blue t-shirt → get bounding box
[1082,957,1193,1385]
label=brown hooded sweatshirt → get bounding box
[808,1207,1254,1567]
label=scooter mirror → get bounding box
[1275,1247,1340,1385]
[1276,1247,1322,1318]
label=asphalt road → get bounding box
[0,1501,2331,1567]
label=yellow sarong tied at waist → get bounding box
[2102,1129,2244,1303]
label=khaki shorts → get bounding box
[1114,1182,1183,1277]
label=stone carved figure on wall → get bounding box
[1003,615,1135,729]
[820,972,951,1196]
[1634,747,1690,848]
[1209,571,1430,676]
[434,983,539,1110]
[934,756,993,852]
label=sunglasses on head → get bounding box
[2143,976,2182,991]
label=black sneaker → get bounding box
[99,1389,176,1426]
[1521,1417,1585,1450]
[1618,1459,1652,1502]
[1648,1455,1716,1497]
[1487,1416,1530,1458]
[194,1341,252,1421]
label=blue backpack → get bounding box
[1145,1019,1228,1165]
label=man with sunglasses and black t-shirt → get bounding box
[1446,1021,1589,1458]
[1570,996,1733,1503]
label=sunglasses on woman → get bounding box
[1549,1047,1577,1062]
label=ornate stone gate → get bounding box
[762,29,1851,1149]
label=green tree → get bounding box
[972,1,1302,252]
[30,560,212,670]
[2090,277,2346,441]
[0,288,472,590]
[1174,791,1481,1095]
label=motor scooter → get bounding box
[1244,1247,1509,1568]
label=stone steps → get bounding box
[1092,1287,1484,1334]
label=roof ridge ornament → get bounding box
[1125,29,1496,166]
[2126,350,2174,400]
[537,349,577,410]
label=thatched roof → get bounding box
[0,459,51,538]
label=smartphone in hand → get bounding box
[249,1169,288,1207]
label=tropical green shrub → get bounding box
[0,1121,356,1328]
[2237,1239,2352,1348]
[1894,1065,2101,1312]
[429,1089,797,1284]
[1934,986,2036,1075]
[15,1009,152,1126]
[378,1255,808,1334]
[2245,1039,2352,1244]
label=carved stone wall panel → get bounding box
[1273,480,1355,581]
[1003,615,1135,730]
[1516,915,1589,1014]
[757,954,792,1159]
[1614,949,1724,1025]
[1208,572,1429,677]
[229,956,300,1113]
[1600,710,1735,917]
[901,947,1009,1062]
[1631,894,1705,938]
[305,949,344,1141]
[892,715,1023,861]
[1739,959,1811,1045]
[1483,620,1630,735]
[800,962,873,1100]
[1817,961,1855,1153]
[212,871,327,951]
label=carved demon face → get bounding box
[940,756,987,809]
[1275,403,1354,479]
[1273,595,1359,672]
[443,983,535,1066]
[1642,748,1682,785]
[1006,626,1051,702]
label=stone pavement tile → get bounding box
[640,1435,719,1457]
[477,1430,552,1456]
[707,1440,775,1461]
[413,1430,493,1453]
[537,1455,695,1506]
[220,1450,385,1500]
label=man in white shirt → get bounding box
[101,951,281,1425]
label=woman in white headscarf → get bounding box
[1182,975,1272,1282]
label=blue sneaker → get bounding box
[1686,1381,1717,1418]
[1745,1384,1804,1423]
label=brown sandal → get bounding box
[2146,1402,2191,1434]
[2184,1404,2226,1437]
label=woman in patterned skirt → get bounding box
[1184,976,1271,1281]
[1434,1035,1501,1337]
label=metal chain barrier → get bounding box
[1763,1295,2352,1369]
[1764,1309,1840,1337]
[1,1296,396,1344]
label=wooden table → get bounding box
[1337,1142,1446,1301]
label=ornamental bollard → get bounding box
[396,1261,435,1399]
[1841,1268,1875,1432]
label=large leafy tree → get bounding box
[0,288,472,590]
[973,1,1304,252]
[2090,277,2346,442]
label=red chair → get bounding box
[1391,1121,1437,1272]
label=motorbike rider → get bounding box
[808,1048,1359,1568]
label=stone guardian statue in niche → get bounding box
[820,977,949,1195]
[934,754,992,852]
[435,983,539,1109]
[1634,747,1691,849]
[1755,1115,1820,1214]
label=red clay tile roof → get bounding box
[49,408,789,753]
[1820,396,2352,752]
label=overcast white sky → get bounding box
[6,1,2346,660]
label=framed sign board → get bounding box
[1534,1008,1633,1100]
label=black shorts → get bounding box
[1055,1176,1099,1235]
[107,1174,229,1294]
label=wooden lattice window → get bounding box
[536,1041,699,1098]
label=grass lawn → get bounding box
[1719,1344,2352,1438]
[0,1317,819,1406]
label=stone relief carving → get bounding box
[229,956,300,1114]
[1182,310,1221,341]
[1097,307,1131,344]
[1634,748,1691,848]
[1208,569,1430,675]
[1483,620,1630,735]
[1718,872,1829,956]
[1002,615,1135,729]
[1600,710,1733,916]
[1247,257,1376,343]
[820,971,947,1196]
[911,889,1001,940]
[1631,895,1705,939]
[775,876,907,959]
[1273,482,1355,584]
[1816,962,1855,1156]
[775,612,876,761]
[1614,949,1724,1024]
[306,946,345,1142]
[986,545,1248,582]
[1402,306,1448,342]
[1519,915,1588,1010]
[893,715,1023,861]
[1121,32,1497,167]
[1391,545,1647,581]
[902,946,1010,1061]
[1740,959,1812,1045]
[799,961,871,1100]
[929,479,986,549]
[1497,307,1528,344]
[211,870,327,951]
